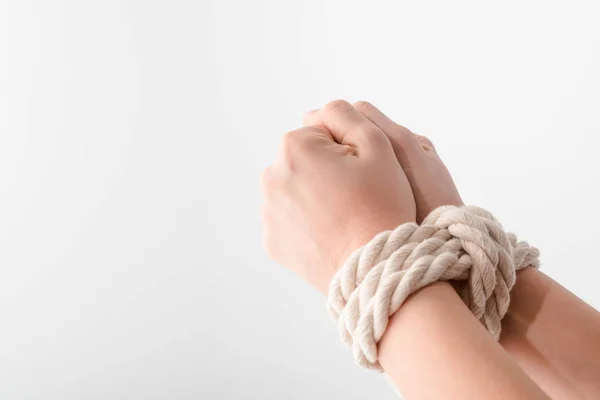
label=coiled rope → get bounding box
[327,206,540,371]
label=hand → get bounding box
[300,102,553,400]
[305,101,463,222]
[261,100,416,294]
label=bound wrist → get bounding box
[321,211,416,295]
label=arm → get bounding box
[379,281,550,400]
[500,267,600,400]
[262,100,551,399]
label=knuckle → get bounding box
[360,125,383,139]
[364,127,390,147]
[415,133,435,149]
[353,100,376,113]
[280,132,303,170]
[282,128,314,155]
[323,99,352,115]
[261,165,286,193]
[281,131,306,161]
[282,130,301,147]
[393,126,416,146]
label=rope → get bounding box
[327,206,540,371]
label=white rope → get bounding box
[327,206,540,371]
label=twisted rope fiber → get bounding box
[327,206,540,371]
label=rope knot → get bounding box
[327,205,539,371]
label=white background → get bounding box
[1,1,599,399]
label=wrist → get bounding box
[379,281,458,361]
[321,211,416,295]
[379,280,550,399]
[501,267,547,333]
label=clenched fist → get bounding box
[305,101,463,223]
[261,100,416,294]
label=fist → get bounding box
[261,100,416,294]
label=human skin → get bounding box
[500,267,600,400]
[260,101,415,294]
[261,100,550,399]
[306,101,600,399]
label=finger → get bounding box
[278,125,339,161]
[305,100,388,153]
[302,109,319,126]
[352,101,421,157]
[413,133,437,153]
[284,125,335,146]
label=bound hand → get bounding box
[261,100,416,294]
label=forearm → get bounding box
[500,267,600,400]
[379,281,550,400]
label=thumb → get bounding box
[303,100,390,157]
